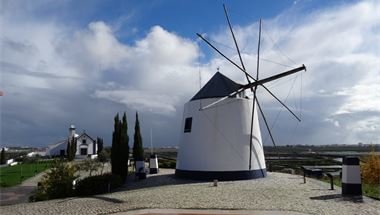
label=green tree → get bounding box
[97,137,104,154]
[97,150,109,174]
[120,113,129,179]
[71,136,77,160]
[66,136,77,161]
[66,138,70,159]
[0,148,5,165]
[111,112,129,180]
[111,113,120,175]
[133,112,144,161]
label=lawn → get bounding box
[320,176,380,200]
[0,161,53,187]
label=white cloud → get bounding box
[94,89,179,115]
[206,0,380,145]
[1,0,380,147]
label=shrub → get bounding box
[361,151,380,185]
[30,160,78,202]
[78,158,101,176]
[158,159,176,169]
[75,174,122,196]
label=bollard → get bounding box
[213,179,218,187]
[149,154,159,174]
[342,156,362,196]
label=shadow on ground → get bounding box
[310,194,364,203]
[115,172,205,192]
[89,195,124,204]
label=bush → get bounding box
[158,159,176,169]
[30,160,78,202]
[75,174,122,196]
[361,151,380,185]
[78,158,101,176]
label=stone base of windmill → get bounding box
[175,168,267,181]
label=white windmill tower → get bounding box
[175,5,306,180]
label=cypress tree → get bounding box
[70,136,77,160]
[66,138,70,159]
[111,113,120,175]
[0,148,5,165]
[97,137,104,154]
[66,136,77,161]
[111,112,130,180]
[120,112,129,180]
[133,112,144,161]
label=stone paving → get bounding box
[0,169,379,215]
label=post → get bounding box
[303,171,306,183]
[326,173,334,190]
[149,154,159,174]
[342,156,362,196]
[302,167,306,183]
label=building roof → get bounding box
[77,132,95,142]
[191,72,242,101]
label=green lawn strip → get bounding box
[0,161,53,187]
[320,176,380,200]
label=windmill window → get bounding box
[184,117,192,133]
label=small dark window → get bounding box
[184,117,192,133]
[82,139,86,144]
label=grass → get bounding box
[0,161,53,187]
[320,176,380,200]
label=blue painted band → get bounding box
[342,182,362,196]
[149,168,158,174]
[175,169,267,181]
[343,156,360,165]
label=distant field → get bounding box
[0,161,53,187]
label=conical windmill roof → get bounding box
[191,72,242,101]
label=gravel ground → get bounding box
[0,169,379,215]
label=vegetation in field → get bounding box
[158,157,176,169]
[0,160,53,187]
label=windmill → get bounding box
[175,5,306,180]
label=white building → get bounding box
[46,125,98,158]
[176,72,266,181]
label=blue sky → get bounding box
[1,0,379,148]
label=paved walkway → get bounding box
[0,170,379,215]
[118,208,310,215]
[0,171,46,205]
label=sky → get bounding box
[1,0,379,148]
